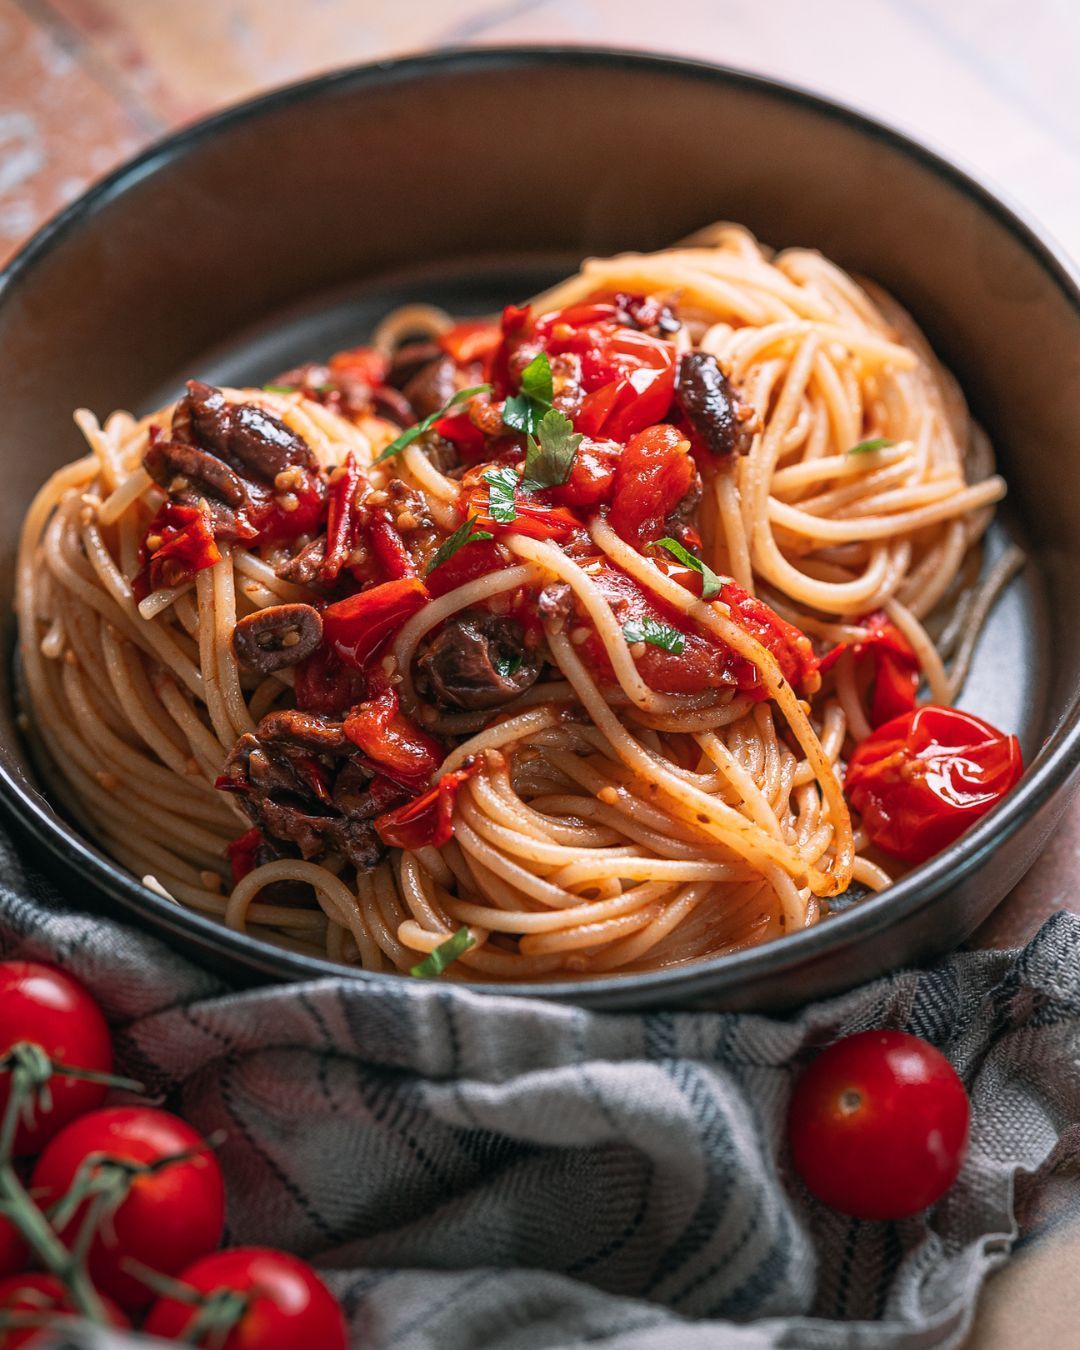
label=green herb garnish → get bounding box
[373,384,491,465]
[426,518,494,575]
[493,650,524,680]
[622,617,686,654]
[522,408,583,491]
[650,536,727,601]
[502,352,553,435]
[847,436,896,456]
[482,465,521,524]
[410,926,475,978]
[263,383,297,393]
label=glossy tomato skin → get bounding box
[0,1215,26,1281]
[30,1106,225,1312]
[0,1272,129,1348]
[143,1247,347,1350]
[788,1030,969,1220]
[845,705,1023,864]
[0,961,112,1155]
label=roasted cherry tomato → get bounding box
[545,437,620,511]
[820,612,920,728]
[31,1106,225,1311]
[845,705,1023,864]
[608,424,694,549]
[548,322,676,442]
[0,1273,129,1348]
[0,961,112,1155]
[439,319,502,368]
[132,502,224,603]
[143,1248,346,1350]
[788,1029,970,1220]
[425,535,506,599]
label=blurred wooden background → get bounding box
[2,3,1079,1345]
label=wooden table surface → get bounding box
[2,1,1078,1344]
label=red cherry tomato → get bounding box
[787,1029,970,1220]
[845,705,1023,864]
[143,1247,347,1350]
[0,1273,128,1348]
[608,424,694,549]
[30,1106,225,1312]
[0,961,112,1155]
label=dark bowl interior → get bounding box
[1,48,1078,1009]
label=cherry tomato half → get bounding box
[30,1106,225,1312]
[143,1247,347,1350]
[0,1273,128,1348]
[788,1029,970,1220]
[845,705,1023,864]
[0,961,112,1155]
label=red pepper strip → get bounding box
[343,681,444,786]
[226,827,264,884]
[431,411,488,459]
[439,321,502,367]
[322,452,362,582]
[322,576,430,671]
[132,503,222,603]
[367,509,416,580]
[375,758,482,851]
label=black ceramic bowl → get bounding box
[2,48,1078,1010]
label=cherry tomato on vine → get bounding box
[30,1106,225,1312]
[0,1273,128,1348]
[845,705,1023,864]
[0,961,112,1155]
[787,1029,970,1220]
[143,1247,347,1350]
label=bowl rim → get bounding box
[2,44,1079,1003]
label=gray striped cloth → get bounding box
[2,826,1078,1350]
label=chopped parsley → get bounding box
[373,384,491,465]
[622,617,686,654]
[410,926,475,978]
[650,536,727,601]
[482,465,521,524]
[502,352,553,435]
[493,650,524,680]
[521,409,583,491]
[847,436,896,456]
[262,383,297,393]
[426,518,494,575]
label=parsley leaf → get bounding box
[847,436,896,456]
[262,383,297,393]
[623,617,686,654]
[493,650,523,680]
[410,926,475,978]
[482,465,520,524]
[521,409,583,491]
[426,518,494,575]
[502,352,553,435]
[373,384,491,465]
[650,537,727,601]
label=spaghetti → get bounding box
[16,225,1023,980]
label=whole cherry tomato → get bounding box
[845,705,1023,864]
[788,1029,970,1220]
[143,1247,347,1350]
[0,961,112,1155]
[0,1273,128,1348]
[30,1106,225,1312]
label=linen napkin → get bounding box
[2,823,1078,1350]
